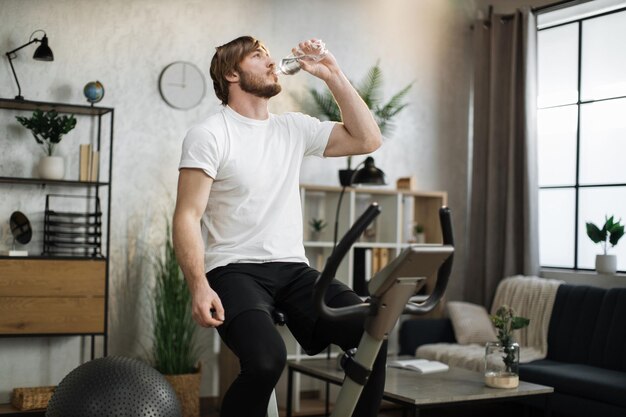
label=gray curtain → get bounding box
[465,8,540,307]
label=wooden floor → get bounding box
[201,399,543,417]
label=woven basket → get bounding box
[11,386,56,411]
[164,368,201,417]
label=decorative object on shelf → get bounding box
[159,61,206,110]
[83,80,105,104]
[15,109,77,180]
[413,223,426,244]
[308,217,327,241]
[43,194,102,257]
[484,305,529,389]
[150,223,201,417]
[586,215,623,275]
[308,61,412,186]
[11,385,55,411]
[4,29,54,100]
[6,211,32,256]
[46,356,182,417]
[333,156,386,247]
[396,176,416,191]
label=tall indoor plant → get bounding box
[15,109,77,180]
[586,215,624,274]
[309,61,412,184]
[151,224,201,417]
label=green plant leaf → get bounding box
[356,62,382,108]
[511,316,530,330]
[586,222,605,243]
[309,88,341,122]
[609,224,624,246]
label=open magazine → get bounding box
[387,358,449,374]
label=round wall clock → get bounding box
[158,61,206,109]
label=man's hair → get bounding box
[210,36,264,105]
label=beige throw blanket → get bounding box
[416,275,563,372]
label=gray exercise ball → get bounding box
[46,356,181,417]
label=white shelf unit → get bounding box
[300,184,448,290]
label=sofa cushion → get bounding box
[547,285,606,365]
[588,288,626,372]
[520,359,626,408]
[447,301,497,345]
[548,285,626,372]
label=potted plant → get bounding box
[309,62,412,186]
[586,215,624,274]
[308,217,327,241]
[150,225,202,417]
[413,224,426,244]
[485,305,529,389]
[15,109,77,180]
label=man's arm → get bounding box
[173,168,224,327]
[298,40,383,158]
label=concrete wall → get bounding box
[0,0,475,401]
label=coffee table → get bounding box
[286,358,553,417]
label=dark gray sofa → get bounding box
[398,284,626,417]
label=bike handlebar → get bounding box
[313,203,381,321]
[313,203,454,322]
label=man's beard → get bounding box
[238,68,282,99]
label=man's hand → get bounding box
[297,39,340,82]
[191,284,225,328]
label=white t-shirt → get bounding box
[179,105,334,273]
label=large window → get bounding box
[537,4,626,272]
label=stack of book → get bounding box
[79,144,99,182]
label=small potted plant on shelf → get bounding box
[586,215,624,275]
[15,109,77,180]
[413,224,426,244]
[309,217,327,241]
[150,224,202,417]
[484,305,529,389]
[308,61,412,186]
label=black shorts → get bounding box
[206,262,353,355]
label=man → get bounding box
[173,36,384,417]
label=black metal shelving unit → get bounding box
[0,98,114,367]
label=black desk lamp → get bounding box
[333,156,386,247]
[5,30,54,100]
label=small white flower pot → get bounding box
[38,156,65,180]
[596,254,617,275]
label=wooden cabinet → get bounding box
[0,259,106,334]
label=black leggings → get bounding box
[219,291,387,417]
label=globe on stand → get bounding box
[83,81,105,105]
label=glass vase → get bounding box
[484,341,520,388]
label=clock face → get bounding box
[158,61,206,109]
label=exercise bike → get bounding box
[272,202,454,417]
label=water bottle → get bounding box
[275,39,328,76]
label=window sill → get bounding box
[541,268,626,288]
